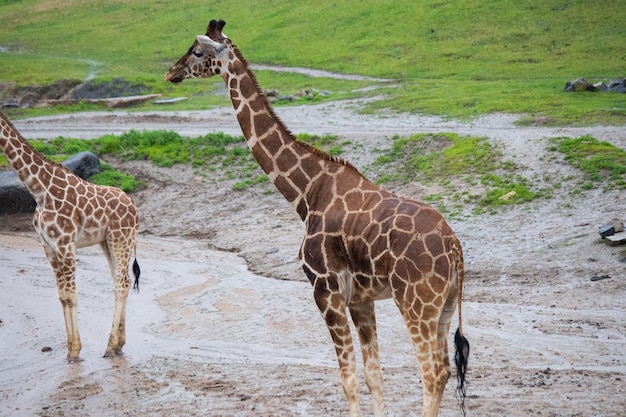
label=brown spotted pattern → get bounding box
[0,111,140,361]
[166,20,468,417]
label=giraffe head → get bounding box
[165,19,231,83]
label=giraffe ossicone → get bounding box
[0,111,141,362]
[166,19,470,417]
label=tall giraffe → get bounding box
[166,20,469,417]
[0,111,140,361]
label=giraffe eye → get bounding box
[192,50,203,58]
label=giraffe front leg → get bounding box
[349,301,385,417]
[44,244,82,361]
[60,296,82,361]
[313,277,362,417]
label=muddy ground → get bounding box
[1,99,625,416]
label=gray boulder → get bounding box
[608,78,626,93]
[0,151,101,215]
[0,171,37,215]
[564,78,596,92]
[61,151,101,179]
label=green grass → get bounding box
[548,135,626,190]
[2,129,620,212]
[1,0,624,124]
[0,130,350,193]
[89,164,140,193]
[372,133,547,215]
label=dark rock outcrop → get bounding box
[565,77,626,93]
[0,151,101,215]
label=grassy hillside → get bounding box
[1,0,624,124]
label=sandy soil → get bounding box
[1,99,625,416]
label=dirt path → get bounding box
[1,101,625,416]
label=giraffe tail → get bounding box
[453,247,469,416]
[132,246,141,291]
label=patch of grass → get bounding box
[548,135,626,190]
[372,133,544,213]
[95,130,190,167]
[89,164,140,193]
[296,133,347,156]
[374,133,498,182]
[30,137,92,156]
[233,174,269,191]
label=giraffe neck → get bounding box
[224,48,317,218]
[0,112,63,204]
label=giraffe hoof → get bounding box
[103,348,124,358]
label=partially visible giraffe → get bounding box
[0,111,140,361]
[166,20,469,417]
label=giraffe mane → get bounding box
[229,44,363,176]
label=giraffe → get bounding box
[165,20,469,417]
[0,111,140,362]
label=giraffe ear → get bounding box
[196,35,225,52]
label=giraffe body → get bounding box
[0,111,140,361]
[166,20,469,417]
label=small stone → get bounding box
[499,190,516,201]
[590,275,611,282]
[605,233,626,246]
[598,225,615,239]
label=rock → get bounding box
[0,151,101,215]
[0,171,37,215]
[599,224,615,239]
[606,233,626,246]
[599,219,624,239]
[564,78,596,92]
[499,190,517,201]
[39,94,162,108]
[61,151,101,179]
[590,274,611,281]
[608,78,626,93]
[153,97,188,105]
[565,77,626,93]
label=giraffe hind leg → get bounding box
[438,275,459,378]
[413,320,449,417]
[100,240,132,357]
[392,287,449,416]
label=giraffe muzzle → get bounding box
[165,71,184,83]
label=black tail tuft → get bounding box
[132,259,141,291]
[454,327,470,416]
